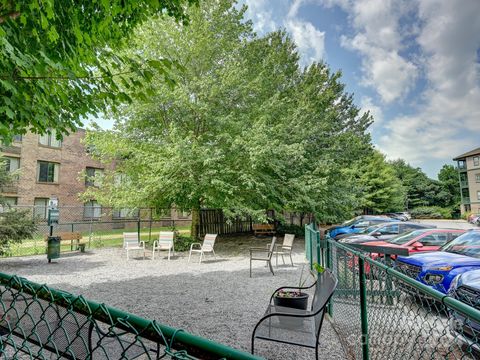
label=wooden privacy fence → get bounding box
[198,209,252,236]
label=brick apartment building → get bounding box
[453,147,480,215]
[0,129,189,224]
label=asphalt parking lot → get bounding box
[416,218,476,230]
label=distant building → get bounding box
[453,147,480,215]
[0,130,190,224]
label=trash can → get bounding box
[47,236,61,263]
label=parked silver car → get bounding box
[337,221,436,243]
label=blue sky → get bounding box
[92,0,480,179]
[240,0,480,178]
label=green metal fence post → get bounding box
[358,257,370,360]
[326,239,333,317]
[316,230,321,267]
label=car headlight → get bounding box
[424,273,444,284]
[428,266,453,271]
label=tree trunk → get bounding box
[191,206,200,240]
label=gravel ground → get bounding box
[0,236,345,360]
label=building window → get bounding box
[458,160,466,169]
[4,156,20,173]
[462,188,470,199]
[85,167,103,187]
[84,201,101,219]
[474,157,480,167]
[476,174,480,183]
[13,135,22,142]
[34,198,49,220]
[37,161,59,183]
[39,129,62,148]
[112,208,139,219]
[0,197,18,213]
[478,191,480,201]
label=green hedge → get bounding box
[410,206,453,219]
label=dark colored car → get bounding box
[448,269,480,352]
[395,229,480,293]
[338,222,437,244]
[363,228,465,260]
[327,216,394,239]
[384,213,408,221]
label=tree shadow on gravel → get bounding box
[51,268,345,360]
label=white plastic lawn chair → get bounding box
[188,234,218,263]
[123,232,145,260]
[152,231,175,260]
[274,233,295,267]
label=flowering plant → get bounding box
[274,263,325,298]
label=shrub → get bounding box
[410,206,452,219]
[0,209,37,255]
[174,234,198,252]
[276,223,304,237]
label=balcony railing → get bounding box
[460,180,469,187]
[462,197,471,204]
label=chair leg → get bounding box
[188,249,192,263]
[212,249,217,259]
[127,249,129,261]
[199,251,203,264]
[290,253,294,266]
[282,254,285,265]
[268,260,274,275]
[250,258,252,278]
[276,252,278,267]
[168,248,171,260]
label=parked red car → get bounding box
[365,228,467,261]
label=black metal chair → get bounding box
[251,268,338,359]
[249,236,277,277]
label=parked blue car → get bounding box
[327,215,394,239]
[448,269,480,352]
[396,229,480,293]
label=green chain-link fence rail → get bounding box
[305,223,480,359]
[0,272,263,360]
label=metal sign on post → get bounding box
[47,197,60,263]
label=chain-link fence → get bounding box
[0,272,262,360]
[305,224,480,359]
[2,206,191,258]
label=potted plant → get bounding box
[273,263,325,310]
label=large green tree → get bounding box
[0,0,196,142]
[437,164,461,208]
[84,0,372,237]
[353,151,405,213]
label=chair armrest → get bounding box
[189,243,202,250]
[152,240,158,248]
[249,247,270,252]
[140,241,145,248]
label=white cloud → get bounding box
[331,0,419,103]
[286,20,325,66]
[360,96,383,129]
[243,0,278,34]
[378,0,480,166]
[242,0,326,65]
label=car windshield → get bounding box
[387,230,427,245]
[341,217,359,227]
[441,231,480,258]
[361,224,380,234]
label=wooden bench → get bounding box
[251,269,338,360]
[44,232,85,252]
[252,223,276,236]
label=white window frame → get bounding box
[474,156,480,167]
[34,198,49,220]
[39,129,62,148]
[85,167,104,187]
[84,201,101,219]
[37,161,59,183]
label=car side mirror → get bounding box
[372,231,382,237]
[412,242,424,249]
